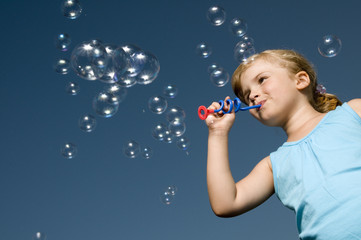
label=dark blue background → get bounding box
[1,0,360,239]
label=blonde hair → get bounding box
[231,49,342,113]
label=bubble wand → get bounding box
[198,98,261,120]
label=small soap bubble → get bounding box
[206,5,226,26]
[210,68,229,87]
[318,34,342,58]
[152,123,168,141]
[229,17,248,37]
[70,40,108,81]
[141,146,153,159]
[163,84,178,98]
[61,142,77,159]
[65,82,80,95]
[54,58,70,74]
[148,95,168,114]
[123,140,140,158]
[92,91,119,118]
[79,114,96,132]
[61,0,82,19]
[33,232,47,240]
[103,84,127,103]
[135,51,160,85]
[196,42,212,58]
[168,120,186,137]
[165,106,186,122]
[117,75,137,88]
[160,191,173,205]
[234,45,256,63]
[55,33,71,51]
[176,137,190,150]
[163,129,175,143]
[208,63,220,74]
[166,185,178,196]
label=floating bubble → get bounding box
[32,232,47,240]
[168,120,186,137]
[61,0,82,19]
[208,63,220,74]
[163,129,175,143]
[70,40,108,81]
[210,68,229,87]
[123,140,140,158]
[120,43,145,77]
[92,91,119,118]
[116,75,137,88]
[148,95,168,114]
[152,123,168,141]
[234,45,256,63]
[176,137,190,150]
[229,17,248,37]
[196,42,212,58]
[163,84,178,98]
[206,5,226,26]
[55,33,71,51]
[135,51,160,85]
[160,191,173,205]
[54,58,70,74]
[79,114,96,132]
[235,34,254,49]
[318,34,342,58]
[99,44,129,84]
[65,81,80,95]
[141,146,153,159]
[165,106,186,122]
[165,185,178,196]
[61,142,77,159]
[103,84,127,103]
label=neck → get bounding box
[281,103,325,142]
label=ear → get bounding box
[294,71,310,90]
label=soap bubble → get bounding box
[123,140,140,158]
[163,84,178,98]
[152,123,168,141]
[160,191,173,205]
[55,33,71,51]
[135,51,160,85]
[32,232,47,240]
[206,5,226,26]
[116,75,137,88]
[176,137,190,150]
[103,84,127,103]
[210,68,229,87]
[168,120,186,137]
[92,91,119,118]
[70,40,108,81]
[163,129,175,143]
[61,142,77,159]
[229,17,248,37]
[318,34,342,58]
[148,95,168,114]
[165,106,186,122]
[99,44,129,84]
[61,0,82,19]
[65,82,80,95]
[234,44,256,63]
[235,34,254,49]
[141,146,153,159]
[196,42,212,58]
[120,43,145,77]
[165,185,178,196]
[54,58,70,74]
[208,63,220,74]
[79,114,96,132]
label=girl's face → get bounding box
[240,59,299,126]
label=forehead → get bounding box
[240,59,275,85]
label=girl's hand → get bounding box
[205,96,235,135]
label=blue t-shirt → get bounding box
[270,102,361,240]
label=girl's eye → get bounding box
[259,77,265,83]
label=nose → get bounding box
[249,91,260,103]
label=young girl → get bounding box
[205,49,361,239]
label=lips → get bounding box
[257,100,266,110]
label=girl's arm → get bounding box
[348,98,361,118]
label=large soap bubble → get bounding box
[61,0,82,19]
[210,68,229,87]
[120,43,145,77]
[135,51,160,85]
[165,106,186,122]
[99,44,129,84]
[92,91,119,118]
[318,34,342,58]
[206,5,226,26]
[71,40,108,80]
[103,84,127,103]
[168,120,186,137]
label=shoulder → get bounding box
[260,155,272,171]
[347,98,361,118]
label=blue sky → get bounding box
[0,0,360,239]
